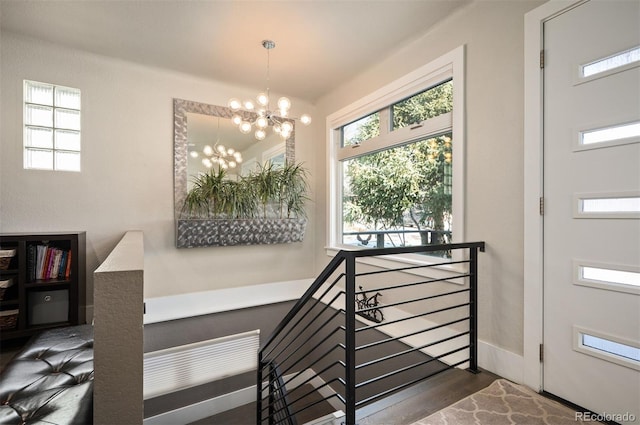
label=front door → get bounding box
[543,0,640,421]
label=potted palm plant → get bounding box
[177,162,309,247]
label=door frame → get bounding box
[523,0,587,392]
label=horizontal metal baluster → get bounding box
[263,376,346,416]
[276,334,345,381]
[355,259,470,278]
[356,316,469,350]
[356,302,469,334]
[354,273,470,294]
[355,357,470,407]
[260,253,346,353]
[355,345,470,389]
[268,378,346,418]
[262,277,345,359]
[357,288,470,314]
[266,294,345,362]
[356,331,470,370]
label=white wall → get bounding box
[313,0,545,357]
[2,0,543,360]
[0,32,319,313]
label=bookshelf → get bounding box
[0,232,86,341]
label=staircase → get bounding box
[257,242,485,425]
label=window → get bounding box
[24,80,81,171]
[328,46,465,263]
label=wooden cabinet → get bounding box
[0,232,86,341]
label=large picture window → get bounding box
[328,46,464,264]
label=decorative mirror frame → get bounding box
[173,98,303,248]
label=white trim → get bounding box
[326,45,465,270]
[143,368,341,425]
[143,385,256,425]
[143,279,312,324]
[477,340,524,384]
[523,0,586,393]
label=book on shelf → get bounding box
[29,245,72,281]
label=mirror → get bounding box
[173,98,295,219]
[173,98,302,248]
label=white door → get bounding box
[543,0,640,421]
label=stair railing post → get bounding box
[469,246,479,373]
[345,253,357,425]
[268,363,275,425]
[257,352,263,425]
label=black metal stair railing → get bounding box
[257,242,485,425]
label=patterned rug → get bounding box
[412,379,597,425]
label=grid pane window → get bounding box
[24,80,81,171]
[342,112,380,147]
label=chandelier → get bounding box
[189,118,243,170]
[228,40,311,141]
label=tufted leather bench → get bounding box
[0,325,93,424]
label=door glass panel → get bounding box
[581,121,640,145]
[581,197,640,213]
[582,46,640,78]
[582,334,640,363]
[581,266,640,288]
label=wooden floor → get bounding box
[189,368,500,425]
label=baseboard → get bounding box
[477,340,524,384]
[143,368,339,425]
[143,384,256,425]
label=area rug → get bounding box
[412,379,598,425]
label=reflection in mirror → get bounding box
[185,113,286,191]
[173,98,295,220]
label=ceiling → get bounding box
[0,0,471,102]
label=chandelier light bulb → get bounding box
[234,152,242,162]
[300,114,312,125]
[217,145,226,155]
[281,121,293,133]
[228,161,237,168]
[202,158,213,168]
[189,151,199,158]
[256,116,269,129]
[227,148,235,155]
[228,98,242,110]
[232,114,243,126]
[239,121,252,134]
[243,100,255,110]
[279,109,288,117]
[257,93,269,106]
[221,162,229,170]
[203,145,214,156]
[277,97,291,111]
[255,129,266,140]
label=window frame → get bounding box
[326,45,465,273]
[23,80,81,172]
